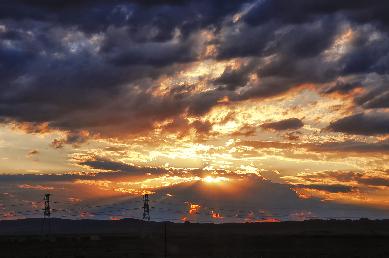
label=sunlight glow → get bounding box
[202,176,230,184]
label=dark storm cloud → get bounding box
[357,177,389,187]
[323,81,363,94]
[294,184,354,193]
[0,159,169,182]
[328,112,389,135]
[338,31,389,76]
[0,0,242,36]
[261,118,304,131]
[213,61,257,91]
[1,0,389,138]
[362,91,389,109]
[243,0,389,28]
[216,17,342,102]
[79,157,168,175]
[0,0,239,137]
[216,1,389,111]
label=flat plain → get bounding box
[0,219,388,258]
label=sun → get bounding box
[202,176,229,184]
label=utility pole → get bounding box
[142,194,150,221]
[41,193,51,235]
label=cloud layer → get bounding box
[0,0,388,138]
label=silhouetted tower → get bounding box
[142,194,150,221]
[41,193,52,235]
[43,193,51,218]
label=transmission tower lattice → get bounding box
[43,193,51,218]
[142,194,150,221]
[41,193,52,235]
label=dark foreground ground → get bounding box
[1,219,389,258]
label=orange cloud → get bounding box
[188,203,201,215]
[210,210,223,219]
[18,184,54,191]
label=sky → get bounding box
[0,0,389,222]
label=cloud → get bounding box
[0,0,243,35]
[17,184,54,191]
[308,140,389,154]
[0,1,237,137]
[161,116,215,137]
[155,176,311,208]
[27,149,39,157]
[242,1,389,28]
[149,175,389,220]
[237,140,295,150]
[294,184,354,193]
[237,139,389,156]
[261,118,304,131]
[357,177,389,187]
[285,170,389,188]
[0,174,83,183]
[51,139,64,149]
[78,157,169,176]
[51,131,90,149]
[230,124,257,137]
[0,0,389,141]
[362,91,389,109]
[213,61,256,90]
[323,81,363,95]
[0,171,388,220]
[328,112,389,135]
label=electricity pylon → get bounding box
[142,194,150,221]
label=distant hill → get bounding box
[1,218,389,236]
